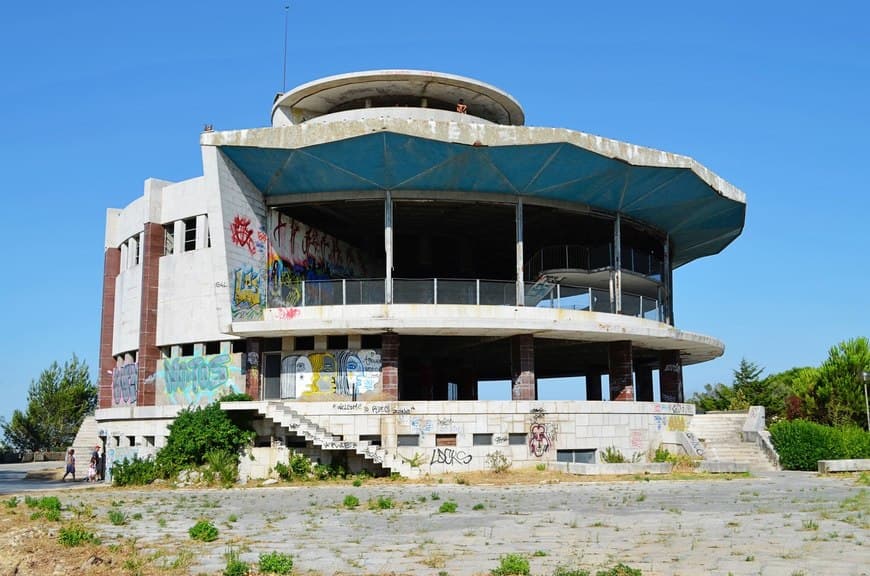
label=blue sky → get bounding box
[1,1,868,421]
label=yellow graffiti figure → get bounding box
[234,268,261,307]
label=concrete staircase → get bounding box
[689,412,777,472]
[257,402,416,478]
[71,415,103,457]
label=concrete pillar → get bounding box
[459,363,478,400]
[98,247,121,409]
[511,334,536,400]
[613,214,622,314]
[585,371,602,401]
[663,235,673,325]
[659,350,684,403]
[636,365,654,402]
[137,223,163,406]
[245,338,262,399]
[381,333,399,400]
[608,341,634,401]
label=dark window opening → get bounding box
[284,434,307,448]
[360,434,382,446]
[183,217,197,252]
[509,433,527,446]
[263,338,282,352]
[294,336,314,351]
[397,435,419,447]
[205,341,221,355]
[556,449,596,464]
[180,343,194,357]
[473,434,493,446]
[327,335,348,349]
[360,334,382,349]
[127,436,136,447]
[231,340,247,354]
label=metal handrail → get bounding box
[287,277,663,321]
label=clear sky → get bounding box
[1,1,868,422]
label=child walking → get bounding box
[62,448,76,481]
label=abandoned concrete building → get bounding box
[82,70,750,477]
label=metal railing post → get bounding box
[301,280,305,307]
[476,279,480,305]
[342,279,346,305]
[434,278,438,304]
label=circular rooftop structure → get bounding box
[272,69,526,127]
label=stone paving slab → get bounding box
[4,471,869,575]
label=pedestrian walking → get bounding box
[61,448,76,481]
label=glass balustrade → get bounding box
[271,277,662,321]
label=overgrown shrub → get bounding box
[770,420,870,470]
[491,553,530,576]
[259,551,294,575]
[58,523,100,547]
[601,446,626,463]
[189,520,219,542]
[438,501,458,513]
[288,453,312,477]
[652,446,670,463]
[343,494,360,508]
[219,392,253,402]
[223,546,249,576]
[112,455,158,486]
[485,451,512,473]
[203,450,239,487]
[595,564,643,576]
[156,402,254,478]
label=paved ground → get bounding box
[0,468,867,575]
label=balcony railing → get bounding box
[284,278,663,322]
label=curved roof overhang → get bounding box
[203,119,745,268]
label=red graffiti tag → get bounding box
[275,307,301,320]
[230,216,256,255]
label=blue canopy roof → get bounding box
[220,132,744,267]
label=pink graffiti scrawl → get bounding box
[528,423,551,457]
[230,216,256,255]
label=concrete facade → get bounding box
[92,70,746,477]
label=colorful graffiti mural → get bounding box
[277,349,381,398]
[231,267,264,320]
[156,353,242,406]
[267,213,374,307]
[112,363,138,406]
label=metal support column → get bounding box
[516,200,525,306]
[663,234,672,325]
[614,214,622,314]
[385,191,393,304]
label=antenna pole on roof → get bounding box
[282,4,290,93]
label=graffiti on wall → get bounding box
[279,349,381,398]
[430,448,472,467]
[266,213,374,308]
[230,216,256,255]
[112,363,138,406]
[528,407,558,457]
[156,353,242,406]
[231,267,264,320]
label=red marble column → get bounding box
[636,365,654,402]
[608,341,634,401]
[511,334,536,400]
[137,223,163,406]
[381,333,399,400]
[659,350,684,403]
[586,371,602,401]
[98,248,121,409]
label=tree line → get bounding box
[689,337,869,429]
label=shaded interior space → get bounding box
[273,199,665,284]
[395,335,676,402]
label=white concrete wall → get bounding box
[156,249,226,346]
[113,263,142,355]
